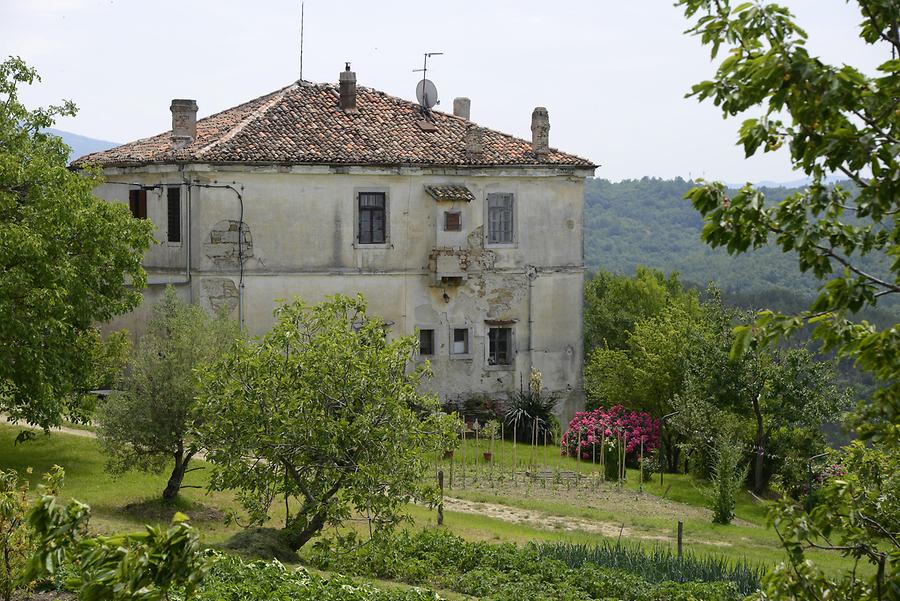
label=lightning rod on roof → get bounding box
[413,52,442,111]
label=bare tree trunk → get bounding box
[283,509,329,551]
[162,440,191,503]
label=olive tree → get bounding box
[96,287,239,502]
[195,294,456,551]
[0,57,153,431]
[676,1,899,596]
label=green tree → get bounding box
[676,294,850,492]
[586,298,701,471]
[677,1,899,596]
[195,294,456,552]
[96,287,239,502]
[0,57,153,431]
[584,266,692,353]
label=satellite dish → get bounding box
[416,79,439,109]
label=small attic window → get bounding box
[444,211,462,231]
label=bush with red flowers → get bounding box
[561,405,660,463]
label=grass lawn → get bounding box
[0,424,859,580]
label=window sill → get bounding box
[484,362,515,371]
[449,354,473,360]
[485,242,517,249]
[354,242,392,250]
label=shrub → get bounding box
[561,405,660,463]
[504,391,559,445]
[0,468,35,601]
[174,553,443,601]
[705,434,749,525]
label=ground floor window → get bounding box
[419,329,434,355]
[451,328,469,355]
[488,327,513,365]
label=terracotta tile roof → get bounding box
[424,185,476,202]
[72,82,596,169]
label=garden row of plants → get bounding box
[306,528,748,601]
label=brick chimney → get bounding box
[339,63,357,112]
[170,99,198,148]
[465,124,483,160]
[453,97,471,120]
[531,106,550,159]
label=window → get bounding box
[451,328,469,355]
[358,192,386,244]
[419,329,435,355]
[488,327,513,366]
[128,189,147,219]
[486,193,514,244]
[444,211,461,231]
[167,187,181,243]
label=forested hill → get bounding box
[584,177,896,321]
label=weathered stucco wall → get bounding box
[93,164,589,421]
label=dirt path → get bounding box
[443,496,733,547]
[2,417,97,439]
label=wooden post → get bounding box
[677,521,683,559]
[437,469,444,525]
[639,437,644,492]
[449,448,454,489]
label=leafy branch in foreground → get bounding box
[677,1,899,598]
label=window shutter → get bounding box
[167,187,181,242]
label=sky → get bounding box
[1,0,889,182]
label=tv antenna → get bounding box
[413,52,442,111]
[299,1,305,81]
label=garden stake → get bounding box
[461,417,466,489]
[475,421,480,484]
[623,432,628,483]
[576,429,581,466]
[677,521,683,559]
[513,421,517,486]
[600,435,606,483]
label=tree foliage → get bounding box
[195,294,456,551]
[96,287,239,502]
[584,267,693,353]
[676,0,899,596]
[0,56,153,430]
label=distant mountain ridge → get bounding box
[46,128,119,163]
[584,177,895,317]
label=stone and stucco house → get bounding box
[74,66,597,418]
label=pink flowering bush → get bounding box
[561,405,660,463]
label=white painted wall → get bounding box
[94,163,591,421]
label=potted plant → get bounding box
[482,419,500,461]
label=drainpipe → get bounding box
[180,166,193,303]
[526,265,537,377]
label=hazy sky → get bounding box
[1,0,888,182]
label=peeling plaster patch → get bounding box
[200,277,239,315]
[204,220,253,267]
[414,303,441,323]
